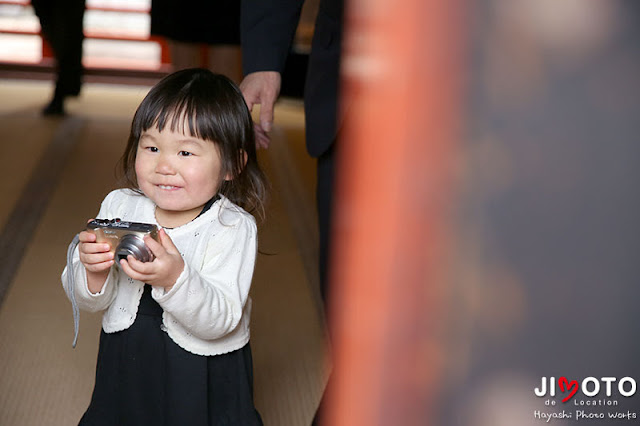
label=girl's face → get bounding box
[135,125,227,228]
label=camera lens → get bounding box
[115,234,154,263]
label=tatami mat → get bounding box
[0,79,327,426]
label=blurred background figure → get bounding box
[150,0,242,83]
[241,0,341,308]
[31,0,86,115]
[240,1,342,424]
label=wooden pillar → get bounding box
[326,0,465,424]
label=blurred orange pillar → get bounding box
[326,0,465,425]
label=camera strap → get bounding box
[65,234,81,348]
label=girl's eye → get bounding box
[145,146,158,153]
[179,151,193,157]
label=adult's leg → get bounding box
[207,45,242,84]
[316,144,335,306]
[168,40,203,70]
[312,145,335,426]
[31,0,55,41]
[54,0,85,98]
[40,0,85,115]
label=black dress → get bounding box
[79,285,263,426]
[150,0,240,45]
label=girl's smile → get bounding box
[135,126,227,228]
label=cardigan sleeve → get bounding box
[241,0,305,75]
[60,190,122,312]
[153,212,258,341]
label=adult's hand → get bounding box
[239,71,281,149]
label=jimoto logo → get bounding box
[535,377,636,403]
[533,376,638,422]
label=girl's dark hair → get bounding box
[119,68,268,220]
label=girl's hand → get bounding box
[119,229,184,290]
[78,230,114,271]
[78,229,114,293]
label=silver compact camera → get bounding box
[87,218,159,263]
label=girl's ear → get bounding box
[224,150,248,181]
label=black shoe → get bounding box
[42,96,65,116]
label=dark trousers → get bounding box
[313,146,334,426]
[32,0,86,98]
[316,145,335,305]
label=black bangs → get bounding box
[134,71,218,142]
[134,68,249,143]
[149,102,202,140]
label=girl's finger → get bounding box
[158,229,178,252]
[125,255,155,275]
[80,252,114,265]
[119,258,145,281]
[118,259,132,278]
[78,231,97,243]
[80,242,112,254]
[85,260,114,272]
[144,234,165,258]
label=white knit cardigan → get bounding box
[61,189,257,356]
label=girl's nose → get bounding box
[155,154,175,174]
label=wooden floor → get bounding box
[0,78,328,426]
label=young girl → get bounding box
[62,68,267,425]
